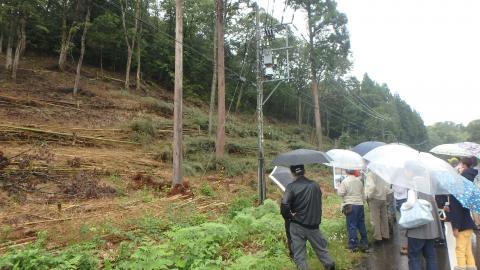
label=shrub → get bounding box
[128,118,157,143]
[153,145,173,163]
[184,137,215,155]
[222,157,256,177]
[183,161,205,176]
[184,107,209,130]
[199,183,215,197]
[287,139,313,150]
[225,141,256,155]
[140,97,174,116]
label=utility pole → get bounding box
[172,0,183,186]
[215,0,226,159]
[255,4,266,203]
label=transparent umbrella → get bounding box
[325,149,365,170]
[430,144,471,157]
[364,144,465,195]
[456,142,480,159]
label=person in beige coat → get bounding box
[338,170,368,251]
[365,171,391,242]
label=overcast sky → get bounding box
[258,0,480,126]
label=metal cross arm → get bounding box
[269,46,294,52]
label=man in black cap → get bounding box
[281,164,335,270]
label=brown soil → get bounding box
[0,55,236,251]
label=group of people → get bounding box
[280,156,479,270]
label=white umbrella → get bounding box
[325,149,365,170]
[430,144,471,157]
[364,144,465,195]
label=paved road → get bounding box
[356,226,480,270]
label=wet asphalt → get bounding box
[356,227,480,270]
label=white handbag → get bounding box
[399,199,434,229]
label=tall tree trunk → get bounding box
[19,26,26,57]
[100,46,103,76]
[73,8,90,95]
[0,32,3,54]
[215,0,225,159]
[11,19,26,81]
[135,28,142,91]
[208,23,217,137]
[172,0,183,186]
[235,84,243,113]
[5,22,13,71]
[311,78,322,149]
[326,109,330,137]
[298,92,302,125]
[135,2,142,92]
[58,1,75,72]
[125,47,133,89]
[120,0,138,90]
[307,5,323,150]
[58,28,74,71]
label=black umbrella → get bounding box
[351,141,386,156]
[271,149,332,166]
[268,166,294,192]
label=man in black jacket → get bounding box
[281,164,335,270]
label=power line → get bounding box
[322,78,388,121]
[348,90,390,120]
[228,33,255,115]
[343,93,388,121]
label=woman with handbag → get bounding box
[402,189,443,270]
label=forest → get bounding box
[1,1,479,269]
[0,0,431,149]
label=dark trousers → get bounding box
[407,238,438,270]
[290,222,334,270]
[285,219,294,259]
[346,204,368,249]
[396,198,407,212]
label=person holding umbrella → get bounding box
[337,169,369,252]
[444,156,479,270]
[281,164,336,270]
[365,171,391,243]
[396,161,443,270]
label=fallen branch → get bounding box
[0,239,37,251]
[16,214,103,227]
[0,236,37,248]
[102,75,124,84]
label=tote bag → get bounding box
[399,199,434,229]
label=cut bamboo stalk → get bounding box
[0,125,140,145]
[16,214,103,227]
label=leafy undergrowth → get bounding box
[0,193,364,270]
